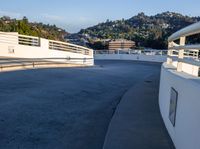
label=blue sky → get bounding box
[1,0,200,33]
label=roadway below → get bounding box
[0,60,174,149]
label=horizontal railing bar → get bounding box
[19,40,39,44]
[49,44,87,51]
[168,52,198,57]
[49,40,91,51]
[49,47,85,54]
[49,46,89,55]
[49,44,80,50]
[169,44,200,50]
[19,38,39,42]
[18,34,39,39]
[19,41,40,46]
[167,55,200,67]
[168,21,200,42]
[49,47,76,52]
[50,46,89,53]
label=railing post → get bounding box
[40,38,49,50]
[167,42,173,64]
[177,36,186,72]
[89,49,93,57]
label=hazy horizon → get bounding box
[1,0,200,33]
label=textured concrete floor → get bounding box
[0,60,168,149]
[103,68,175,149]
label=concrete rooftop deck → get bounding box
[0,60,174,149]
[103,63,175,149]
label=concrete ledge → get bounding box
[0,58,90,72]
[95,54,167,63]
[0,63,88,72]
[103,73,175,149]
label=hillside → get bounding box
[0,16,68,41]
[79,12,200,49]
[1,12,200,49]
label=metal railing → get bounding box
[18,34,40,47]
[49,40,91,56]
[94,49,168,56]
[167,21,200,76]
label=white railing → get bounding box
[94,49,168,56]
[0,32,93,56]
[49,40,91,55]
[18,34,40,47]
[94,49,167,63]
[0,32,94,66]
[167,21,200,76]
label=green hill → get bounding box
[79,12,200,49]
[0,16,68,41]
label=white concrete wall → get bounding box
[0,32,18,45]
[172,61,199,76]
[159,63,200,149]
[0,32,94,66]
[182,63,199,76]
[95,54,167,63]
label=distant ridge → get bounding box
[78,12,200,49]
[1,12,200,49]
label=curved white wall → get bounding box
[95,54,167,63]
[0,32,94,66]
[159,63,200,149]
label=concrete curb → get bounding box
[0,63,88,72]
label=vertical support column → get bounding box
[167,42,173,64]
[177,37,186,72]
[16,32,19,45]
[90,49,94,56]
[40,38,49,50]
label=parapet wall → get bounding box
[0,32,94,66]
[159,63,200,149]
[95,53,167,63]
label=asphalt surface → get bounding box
[0,60,169,149]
